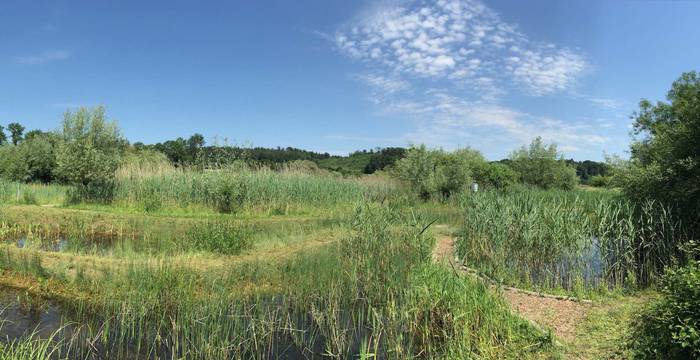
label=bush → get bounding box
[473,162,519,190]
[509,137,578,190]
[0,132,58,183]
[55,106,125,203]
[21,191,38,205]
[588,175,611,187]
[213,175,246,214]
[629,257,700,359]
[393,145,485,199]
[185,219,253,255]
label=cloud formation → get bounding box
[331,0,611,157]
[335,0,586,96]
[15,50,70,65]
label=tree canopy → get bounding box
[509,137,578,190]
[621,71,700,231]
[55,106,126,202]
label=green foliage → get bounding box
[185,219,253,254]
[619,71,700,234]
[509,137,578,190]
[457,189,688,293]
[55,106,125,203]
[589,175,611,188]
[0,330,60,360]
[572,159,610,184]
[629,252,700,359]
[0,132,58,183]
[317,150,374,175]
[363,147,406,173]
[394,145,485,199]
[213,174,247,214]
[105,166,402,215]
[21,191,38,205]
[0,179,67,205]
[7,122,25,146]
[0,125,7,145]
[473,162,519,190]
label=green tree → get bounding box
[473,162,519,190]
[393,145,440,199]
[0,132,58,183]
[622,71,700,232]
[7,122,25,145]
[509,137,578,190]
[363,147,406,173]
[0,125,7,145]
[393,146,484,199]
[55,106,125,203]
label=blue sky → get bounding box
[1,0,698,160]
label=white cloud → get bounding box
[587,97,622,110]
[379,89,608,153]
[350,73,410,94]
[330,0,610,158]
[507,47,586,95]
[15,50,71,65]
[335,0,586,96]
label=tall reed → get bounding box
[0,202,554,359]
[457,188,688,293]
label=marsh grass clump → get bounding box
[0,329,61,360]
[457,188,690,294]
[21,192,38,205]
[213,174,246,214]
[185,219,253,255]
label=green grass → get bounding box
[0,179,66,205]
[1,169,676,358]
[0,202,557,359]
[105,167,407,216]
[568,291,654,358]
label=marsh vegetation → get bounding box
[0,72,698,359]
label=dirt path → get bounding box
[431,227,592,344]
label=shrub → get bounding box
[393,145,485,199]
[629,257,700,358]
[509,137,578,190]
[589,175,611,187]
[21,191,38,205]
[213,174,247,214]
[473,162,519,190]
[185,219,253,255]
[55,106,125,203]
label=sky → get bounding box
[1,0,698,160]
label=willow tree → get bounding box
[55,106,126,203]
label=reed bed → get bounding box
[456,188,689,294]
[0,179,66,206]
[0,203,554,359]
[110,167,406,215]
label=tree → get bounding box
[363,147,406,174]
[509,137,578,190]
[621,71,700,232]
[0,125,6,145]
[393,145,484,199]
[7,122,25,145]
[473,162,519,190]
[55,106,125,203]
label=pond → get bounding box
[0,287,67,342]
